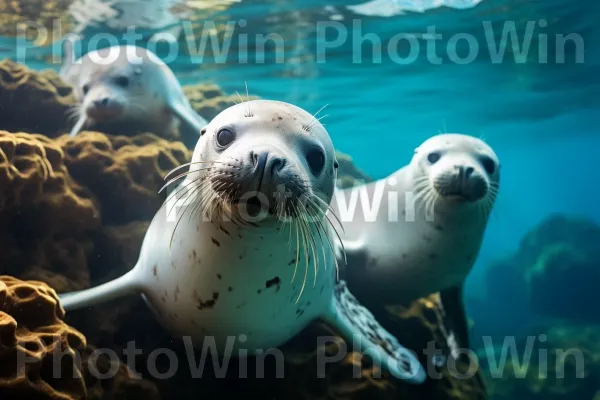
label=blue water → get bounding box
[5,0,599,332]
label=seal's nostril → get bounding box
[101,98,109,106]
[465,166,474,178]
[250,151,258,166]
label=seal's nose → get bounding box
[455,165,475,181]
[251,151,286,187]
[93,98,110,108]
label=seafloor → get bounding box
[0,59,598,400]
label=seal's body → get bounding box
[60,44,206,146]
[334,134,500,305]
[59,100,426,383]
[137,215,335,351]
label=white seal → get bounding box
[333,133,500,305]
[59,100,427,383]
[60,42,206,146]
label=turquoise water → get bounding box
[8,0,598,315]
[3,0,599,395]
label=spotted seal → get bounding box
[333,134,500,343]
[60,42,206,147]
[59,100,427,383]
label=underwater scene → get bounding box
[0,0,598,399]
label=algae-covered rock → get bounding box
[483,324,600,400]
[519,214,600,322]
[335,151,373,188]
[184,83,260,122]
[0,276,87,399]
[0,131,99,292]
[56,131,192,224]
[0,60,77,137]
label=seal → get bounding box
[60,42,206,147]
[59,100,426,383]
[333,133,500,306]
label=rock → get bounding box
[335,151,373,188]
[56,132,192,225]
[0,276,87,399]
[0,0,73,39]
[483,324,600,400]
[0,60,76,137]
[184,83,260,122]
[0,131,99,291]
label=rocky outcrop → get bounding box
[0,60,76,137]
[0,276,87,399]
[56,132,192,225]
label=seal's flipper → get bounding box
[322,281,426,384]
[439,285,487,391]
[170,100,208,146]
[59,269,140,311]
[440,285,470,351]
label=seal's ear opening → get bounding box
[200,127,207,136]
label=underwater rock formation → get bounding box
[184,83,261,122]
[0,276,87,399]
[0,60,77,137]
[482,324,600,400]
[0,62,486,399]
[56,132,192,224]
[335,151,373,188]
[0,0,73,40]
[478,214,600,325]
[0,131,99,292]
[520,215,600,322]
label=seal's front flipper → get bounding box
[171,100,208,147]
[321,281,426,384]
[59,269,140,312]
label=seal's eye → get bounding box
[216,128,235,147]
[82,84,90,95]
[306,148,325,175]
[114,76,130,88]
[480,156,496,175]
[427,152,441,164]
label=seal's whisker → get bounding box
[307,196,347,268]
[295,216,311,304]
[305,197,343,279]
[164,160,220,181]
[291,215,301,284]
[298,202,319,287]
[309,194,345,235]
[165,175,207,220]
[159,167,213,194]
[306,115,328,132]
[244,82,253,117]
[170,178,204,248]
[306,204,328,274]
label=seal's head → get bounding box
[411,134,500,214]
[189,100,338,224]
[62,45,166,130]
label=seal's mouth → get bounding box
[434,183,487,203]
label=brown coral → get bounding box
[0,60,76,137]
[0,0,73,41]
[0,131,99,291]
[184,83,259,121]
[0,276,87,400]
[57,132,192,225]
